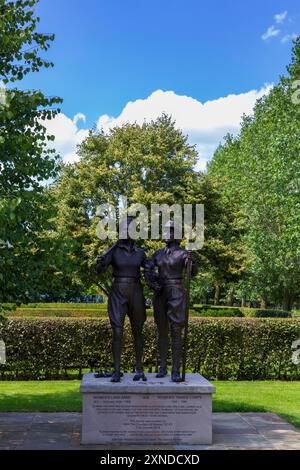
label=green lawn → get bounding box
[213,381,300,428]
[0,380,299,428]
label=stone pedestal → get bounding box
[81,372,215,446]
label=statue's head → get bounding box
[119,215,135,241]
[163,220,181,244]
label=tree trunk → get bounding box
[260,297,267,309]
[241,297,246,308]
[227,292,234,306]
[214,284,220,305]
[283,288,294,311]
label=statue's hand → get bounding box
[145,276,161,292]
[96,253,105,264]
[153,282,162,292]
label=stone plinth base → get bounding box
[80,372,215,445]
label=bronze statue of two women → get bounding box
[96,217,197,383]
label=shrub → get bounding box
[20,303,107,309]
[5,308,208,318]
[245,309,292,318]
[193,305,293,318]
[193,305,243,317]
[193,304,238,310]
[4,305,292,319]
[0,318,299,380]
[197,309,244,317]
[0,303,16,311]
[8,309,108,318]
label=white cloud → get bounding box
[274,11,288,24]
[44,112,89,163]
[281,33,297,44]
[262,11,296,44]
[44,86,272,171]
[261,25,281,41]
[96,86,272,170]
[0,82,7,106]
[73,112,86,126]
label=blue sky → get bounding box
[19,0,300,168]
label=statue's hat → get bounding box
[119,215,135,237]
[164,220,175,229]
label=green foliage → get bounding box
[1,318,299,380]
[194,308,244,317]
[7,308,107,318]
[3,306,200,318]
[3,303,292,319]
[247,309,292,318]
[0,0,62,303]
[19,303,107,309]
[48,115,198,296]
[208,37,300,310]
[189,179,247,306]
[48,116,245,300]
[193,304,240,310]
[193,304,292,318]
[0,303,16,311]
[0,0,55,84]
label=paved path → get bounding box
[0,412,299,450]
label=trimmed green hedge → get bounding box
[0,303,17,311]
[2,303,294,319]
[247,309,292,318]
[0,318,300,380]
[193,305,292,318]
[4,308,201,318]
[9,309,108,318]
[193,304,240,310]
[19,303,107,309]
[196,308,243,317]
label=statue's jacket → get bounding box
[148,246,198,325]
[96,240,152,329]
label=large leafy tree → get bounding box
[50,116,198,296]
[49,116,245,300]
[209,37,300,309]
[0,0,62,302]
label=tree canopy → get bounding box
[0,0,61,302]
[48,116,244,300]
[208,37,300,309]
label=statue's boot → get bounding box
[171,324,183,383]
[171,370,182,382]
[111,370,121,382]
[156,336,168,378]
[156,367,168,378]
[111,327,122,383]
[133,371,147,381]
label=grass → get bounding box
[0,380,299,427]
[213,381,300,428]
[0,381,82,413]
